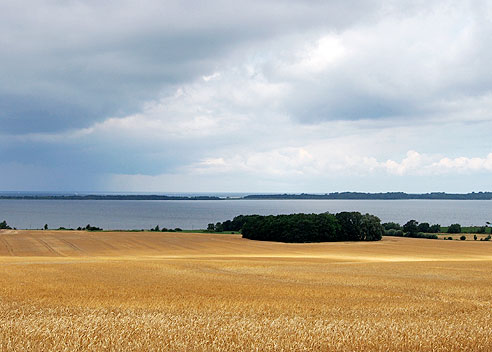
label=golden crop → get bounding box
[0,230,491,351]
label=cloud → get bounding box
[1,0,492,192]
[189,149,492,178]
[430,154,492,173]
[0,0,382,134]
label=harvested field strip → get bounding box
[0,230,491,261]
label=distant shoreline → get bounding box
[1,192,492,201]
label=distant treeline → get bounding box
[383,220,492,239]
[243,192,492,200]
[1,191,492,200]
[211,212,384,243]
[0,195,221,200]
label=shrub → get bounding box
[474,234,477,240]
[460,235,466,241]
[385,229,437,239]
[385,229,397,236]
[385,229,404,237]
[447,224,462,234]
[411,232,438,239]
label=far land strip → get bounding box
[1,191,492,200]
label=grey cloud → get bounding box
[2,0,492,192]
[0,0,382,134]
[265,1,492,124]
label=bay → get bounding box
[1,199,492,230]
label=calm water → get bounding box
[0,199,491,230]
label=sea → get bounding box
[1,197,491,230]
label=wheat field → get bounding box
[0,230,491,351]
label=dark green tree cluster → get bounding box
[382,222,401,231]
[475,226,487,234]
[401,220,441,235]
[152,226,182,232]
[210,215,262,233]
[0,220,12,229]
[76,224,103,231]
[447,223,461,233]
[383,220,440,239]
[240,212,383,243]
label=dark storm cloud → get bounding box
[0,0,381,134]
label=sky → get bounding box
[1,0,492,193]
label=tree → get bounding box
[447,224,462,234]
[230,215,261,231]
[474,234,477,241]
[44,224,48,230]
[403,220,419,235]
[222,220,233,231]
[417,222,430,233]
[215,222,224,232]
[429,224,441,233]
[382,222,401,231]
[84,224,102,231]
[207,223,215,232]
[335,212,363,241]
[0,220,11,230]
[360,214,384,241]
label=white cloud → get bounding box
[430,154,492,173]
[187,149,492,178]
